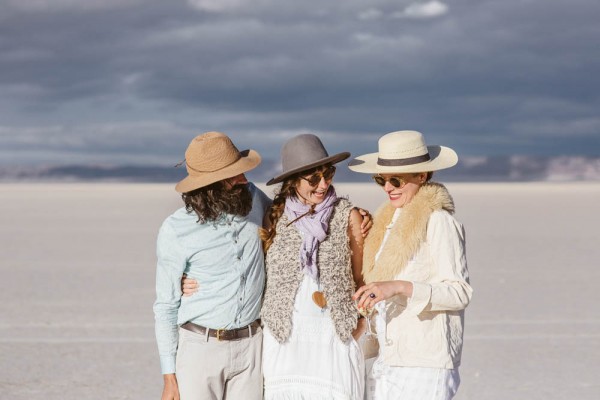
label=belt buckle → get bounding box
[216,329,225,341]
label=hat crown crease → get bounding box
[281,135,329,171]
[379,132,428,159]
[185,134,241,175]
[380,144,428,159]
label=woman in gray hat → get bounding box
[350,130,472,400]
[259,134,367,400]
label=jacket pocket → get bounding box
[401,312,444,358]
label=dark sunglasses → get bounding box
[372,175,408,188]
[301,166,336,186]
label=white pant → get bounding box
[365,358,460,400]
[175,327,263,400]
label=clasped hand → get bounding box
[353,280,413,310]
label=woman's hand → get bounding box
[353,280,413,310]
[181,274,199,297]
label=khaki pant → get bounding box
[176,326,263,400]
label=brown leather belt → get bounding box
[181,319,261,341]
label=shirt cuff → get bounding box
[405,281,431,316]
[160,355,176,375]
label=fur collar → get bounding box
[363,182,455,283]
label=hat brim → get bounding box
[348,146,458,174]
[175,149,261,193]
[266,152,351,186]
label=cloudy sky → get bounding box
[1,0,599,167]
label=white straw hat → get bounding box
[348,130,458,174]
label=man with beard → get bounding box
[154,132,271,400]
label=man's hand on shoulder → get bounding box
[162,373,180,400]
[354,207,373,237]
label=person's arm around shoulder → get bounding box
[263,208,272,231]
[252,182,274,219]
[348,208,367,340]
[348,208,365,288]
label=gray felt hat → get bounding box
[266,134,350,186]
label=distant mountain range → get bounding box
[1,155,599,183]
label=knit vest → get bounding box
[261,198,358,343]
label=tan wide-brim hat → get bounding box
[266,134,350,185]
[348,130,458,174]
[175,131,261,193]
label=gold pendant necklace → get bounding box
[312,291,327,308]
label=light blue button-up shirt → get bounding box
[153,183,271,374]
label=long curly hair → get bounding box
[260,164,331,252]
[182,180,252,223]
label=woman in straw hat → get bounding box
[350,130,472,400]
[259,134,367,400]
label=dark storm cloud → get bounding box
[0,0,599,165]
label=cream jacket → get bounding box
[363,183,472,369]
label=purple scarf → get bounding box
[284,186,338,280]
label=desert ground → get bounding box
[1,182,599,399]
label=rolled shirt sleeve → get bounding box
[406,210,472,315]
[153,220,187,374]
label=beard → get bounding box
[226,183,253,218]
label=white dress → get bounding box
[365,208,460,400]
[263,274,364,400]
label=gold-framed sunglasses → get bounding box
[301,165,336,186]
[372,175,408,188]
